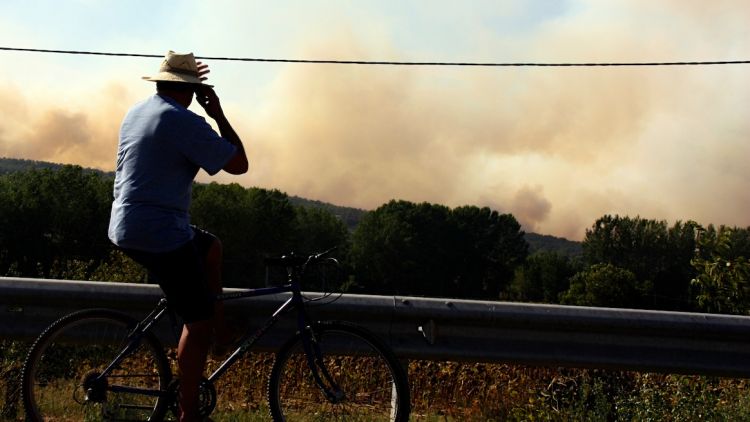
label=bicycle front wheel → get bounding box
[268,321,410,421]
[22,309,172,422]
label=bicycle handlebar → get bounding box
[264,247,338,270]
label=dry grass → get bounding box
[5,341,750,421]
[201,354,750,421]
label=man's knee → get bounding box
[183,319,213,340]
[206,238,223,268]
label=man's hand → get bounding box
[196,60,210,82]
[194,61,248,175]
[195,85,224,121]
[194,61,222,119]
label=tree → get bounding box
[560,263,638,308]
[291,205,350,256]
[509,251,582,303]
[582,215,699,310]
[90,250,149,283]
[653,220,701,310]
[287,206,352,292]
[350,200,455,295]
[191,183,296,287]
[691,226,750,315]
[450,206,528,299]
[0,166,113,278]
[350,200,528,298]
[583,215,669,282]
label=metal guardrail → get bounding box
[3,277,750,378]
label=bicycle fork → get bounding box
[299,320,345,403]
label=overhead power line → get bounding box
[1,46,749,67]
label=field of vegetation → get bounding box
[3,339,750,421]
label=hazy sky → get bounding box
[1,0,748,240]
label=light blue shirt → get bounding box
[108,94,237,252]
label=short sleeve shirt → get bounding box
[108,94,237,252]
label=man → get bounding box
[108,50,248,421]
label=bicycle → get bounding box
[21,248,411,421]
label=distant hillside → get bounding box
[525,232,582,257]
[0,157,65,174]
[1,157,582,253]
[0,157,113,177]
[288,197,583,256]
[289,196,367,231]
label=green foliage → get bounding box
[509,251,582,303]
[5,162,750,316]
[0,165,113,279]
[582,216,699,310]
[350,200,528,298]
[6,162,750,418]
[613,374,750,421]
[450,206,529,299]
[288,195,366,232]
[560,263,639,307]
[0,167,351,288]
[525,232,583,257]
[190,183,297,287]
[190,183,351,288]
[583,216,670,275]
[290,206,352,291]
[291,205,350,257]
[691,225,750,315]
[90,250,149,283]
[406,362,750,421]
[350,200,453,295]
[0,157,76,175]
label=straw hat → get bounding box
[142,50,212,86]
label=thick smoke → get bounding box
[241,3,750,239]
[0,83,131,170]
[2,1,749,240]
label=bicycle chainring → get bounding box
[167,377,217,418]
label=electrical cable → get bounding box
[1,46,749,67]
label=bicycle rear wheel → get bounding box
[22,309,172,421]
[268,321,410,421]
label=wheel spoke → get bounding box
[22,310,171,421]
[268,322,409,421]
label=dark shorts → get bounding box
[119,227,216,324]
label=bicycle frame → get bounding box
[95,263,340,402]
[209,266,342,399]
[95,299,173,398]
[24,248,410,422]
[208,281,302,382]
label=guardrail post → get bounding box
[401,358,410,416]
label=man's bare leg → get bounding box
[177,320,212,421]
[206,239,232,344]
[178,238,225,421]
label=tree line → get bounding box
[0,164,748,315]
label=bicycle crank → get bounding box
[167,377,217,418]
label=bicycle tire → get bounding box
[267,321,410,421]
[22,308,172,422]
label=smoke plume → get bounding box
[2,1,749,240]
